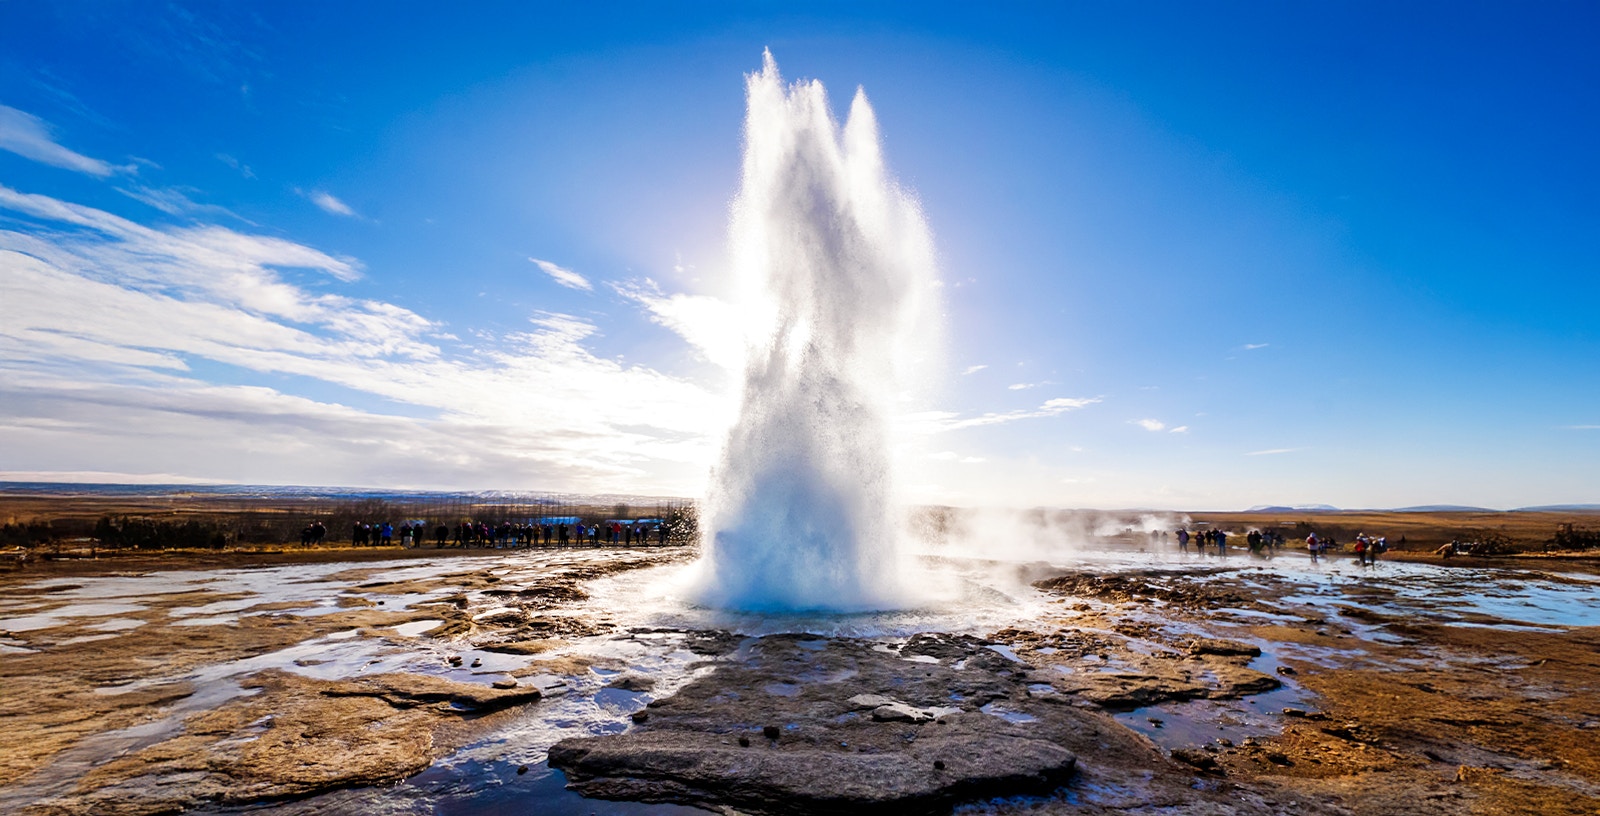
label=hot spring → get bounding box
[692,52,941,614]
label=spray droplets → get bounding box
[692,54,940,613]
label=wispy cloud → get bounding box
[216,153,255,179]
[0,104,130,177]
[1242,342,1269,350]
[1245,448,1299,456]
[613,279,744,370]
[962,364,987,375]
[905,396,1101,434]
[116,184,242,220]
[1168,425,1189,433]
[530,257,593,291]
[306,189,356,217]
[1563,425,1600,430]
[1133,418,1166,431]
[0,184,731,493]
[1008,382,1043,390]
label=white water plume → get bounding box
[691,52,940,613]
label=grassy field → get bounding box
[1189,508,1600,554]
[4,489,1598,562]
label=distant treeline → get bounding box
[2,496,699,550]
[94,516,229,549]
[1550,523,1600,551]
[0,521,74,548]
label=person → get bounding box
[1306,532,1320,561]
[1215,529,1228,555]
[1353,535,1367,564]
[1177,528,1190,552]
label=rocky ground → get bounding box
[2,548,1597,814]
[0,549,675,814]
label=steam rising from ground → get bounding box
[909,507,1193,563]
[692,53,940,612]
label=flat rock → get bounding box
[17,669,540,815]
[550,725,1074,814]
[1187,637,1262,657]
[549,634,1188,815]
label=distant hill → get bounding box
[1392,505,1497,513]
[0,481,686,505]
[1243,504,1340,513]
[1511,504,1600,512]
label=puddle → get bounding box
[0,602,149,631]
[175,615,240,626]
[86,618,147,632]
[255,760,709,815]
[393,619,444,637]
[979,702,1038,724]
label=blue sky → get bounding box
[1,2,1596,509]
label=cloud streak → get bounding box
[614,279,746,371]
[0,104,129,177]
[530,257,593,291]
[905,396,1101,434]
[308,190,356,217]
[0,184,731,494]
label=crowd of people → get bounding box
[1172,526,1392,564]
[299,519,675,548]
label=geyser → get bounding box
[694,52,940,612]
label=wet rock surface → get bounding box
[0,548,680,815]
[18,669,541,815]
[4,549,1599,814]
[549,633,1277,814]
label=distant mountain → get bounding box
[1512,504,1600,512]
[0,481,686,504]
[1244,504,1340,513]
[1392,505,1497,513]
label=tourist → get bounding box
[1177,528,1190,552]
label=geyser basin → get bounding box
[695,52,940,613]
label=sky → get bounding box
[0,2,1597,510]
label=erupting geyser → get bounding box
[693,52,940,613]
